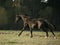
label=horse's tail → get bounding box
[44,20,56,30]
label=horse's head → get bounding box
[15,15,21,23]
[15,14,30,23]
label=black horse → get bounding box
[15,14,56,38]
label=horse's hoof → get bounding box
[54,37,57,39]
[18,35,20,36]
[45,36,48,38]
[30,36,33,38]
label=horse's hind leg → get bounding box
[51,30,55,36]
[45,31,48,38]
[30,28,33,38]
[50,30,56,38]
[42,27,48,38]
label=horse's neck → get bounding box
[21,15,27,21]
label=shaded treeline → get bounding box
[0,0,60,31]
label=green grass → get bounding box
[0,30,60,45]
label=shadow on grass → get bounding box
[0,41,24,44]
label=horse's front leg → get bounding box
[22,23,26,30]
[29,24,35,38]
[28,24,33,38]
[18,23,27,36]
[18,29,24,36]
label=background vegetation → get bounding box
[0,0,60,31]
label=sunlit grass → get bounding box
[0,30,60,45]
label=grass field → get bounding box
[0,30,60,45]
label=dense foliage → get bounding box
[0,0,60,31]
